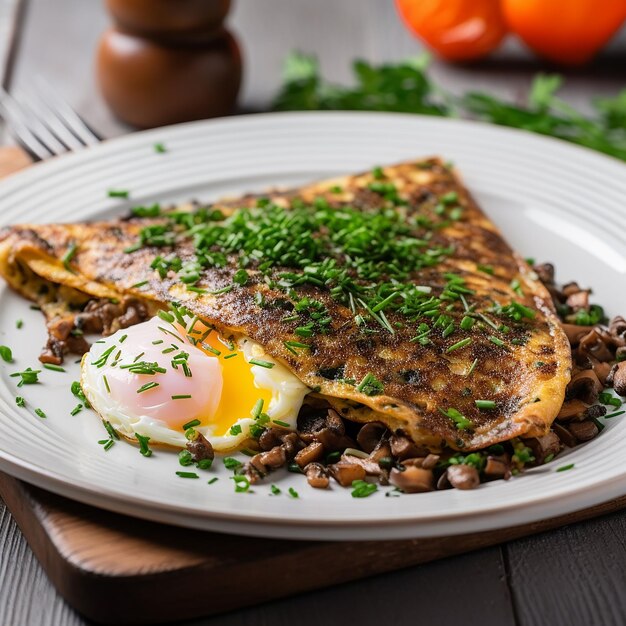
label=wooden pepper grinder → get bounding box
[97,0,242,129]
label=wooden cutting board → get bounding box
[1,145,626,625]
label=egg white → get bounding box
[81,322,310,451]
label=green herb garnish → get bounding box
[556,463,575,472]
[356,372,384,397]
[439,407,473,430]
[108,189,129,198]
[135,432,152,457]
[10,367,40,386]
[351,480,377,498]
[176,471,199,479]
[43,363,65,372]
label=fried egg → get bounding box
[81,315,310,451]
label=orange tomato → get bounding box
[395,0,507,62]
[502,0,626,65]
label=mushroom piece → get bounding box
[389,465,435,493]
[566,290,589,311]
[523,432,560,464]
[484,455,511,479]
[369,437,392,463]
[591,359,613,386]
[446,464,480,490]
[258,445,287,469]
[294,441,324,468]
[339,452,383,476]
[567,420,599,442]
[298,408,355,451]
[578,329,614,363]
[278,432,304,459]
[584,404,606,420]
[356,422,387,453]
[328,461,366,487]
[389,434,425,460]
[552,423,577,448]
[421,454,441,470]
[258,427,284,451]
[186,430,214,463]
[561,323,593,346]
[557,399,588,421]
[304,462,329,489]
[567,369,603,404]
[609,316,626,338]
[611,362,626,397]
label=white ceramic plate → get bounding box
[0,112,625,541]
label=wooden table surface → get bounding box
[2,1,626,625]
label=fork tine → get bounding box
[0,93,54,161]
[10,91,69,155]
[34,77,100,146]
[15,89,84,150]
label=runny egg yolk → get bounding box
[193,323,272,436]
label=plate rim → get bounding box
[0,110,625,540]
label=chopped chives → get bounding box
[108,189,129,198]
[460,316,475,331]
[488,335,507,349]
[356,372,384,396]
[61,243,78,272]
[172,394,192,400]
[176,471,199,479]
[10,368,40,386]
[152,339,164,345]
[446,337,472,353]
[273,419,290,427]
[43,363,65,372]
[34,408,46,419]
[15,396,25,407]
[70,404,83,416]
[202,343,221,356]
[270,484,281,495]
[0,346,13,363]
[183,419,201,430]
[223,353,237,360]
[137,382,159,393]
[251,398,264,419]
[288,487,299,499]
[604,410,625,419]
[208,477,219,485]
[230,424,242,436]
[231,476,251,492]
[157,310,175,323]
[15,319,23,329]
[210,286,233,295]
[249,358,275,369]
[103,420,120,440]
[223,457,242,469]
[556,463,575,472]
[154,142,166,153]
[439,407,473,430]
[102,439,114,451]
[135,432,152,457]
[475,400,496,410]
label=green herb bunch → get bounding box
[273,53,626,162]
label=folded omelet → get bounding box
[0,158,571,451]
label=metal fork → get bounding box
[0,78,100,160]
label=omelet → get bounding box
[0,158,572,451]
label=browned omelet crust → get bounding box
[0,159,571,451]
